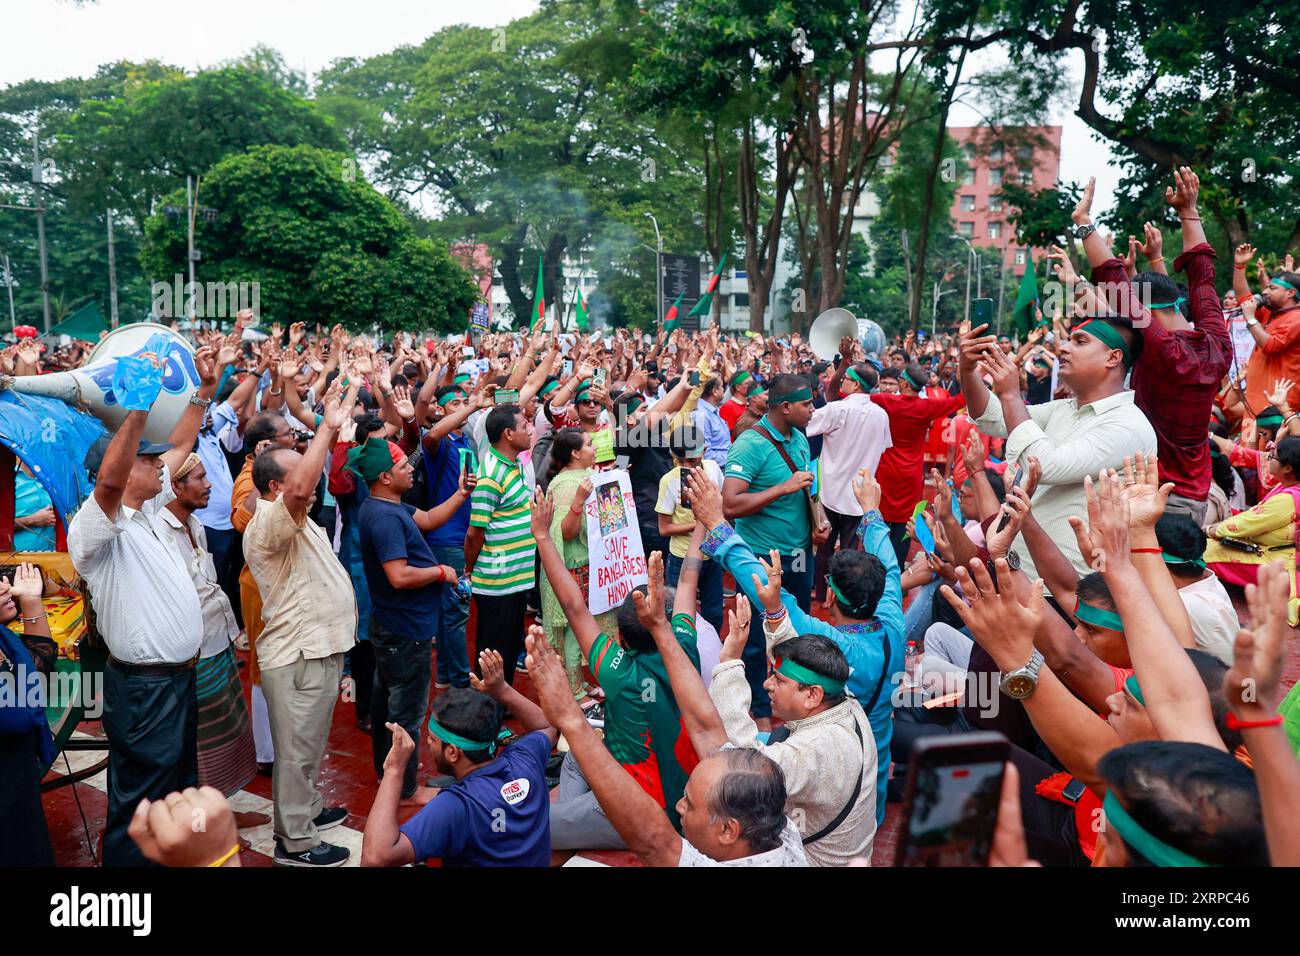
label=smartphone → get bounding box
[563,359,573,377]
[680,466,696,510]
[894,732,1010,867]
[971,298,994,330]
[993,466,1025,533]
[458,447,473,477]
[689,369,701,386]
[593,367,607,391]
[495,388,520,405]
[914,512,936,555]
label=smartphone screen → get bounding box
[459,447,473,477]
[680,466,695,510]
[689,370,701,386]
[563,359,573,377]
[895,732,1009,867]
[971,298,994,329]
[914,513,936,555]
[495,388,520,405]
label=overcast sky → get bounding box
[4,0,1123,215]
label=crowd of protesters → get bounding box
[2,166,1299,869]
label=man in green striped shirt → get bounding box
[466,403,535,687]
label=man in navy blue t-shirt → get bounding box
[416,384,489,689]
[352,436,471,799]
[361,646,557,867]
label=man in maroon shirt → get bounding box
[1075,167,1231,524]
[871,364,965,565]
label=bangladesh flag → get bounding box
[663,291,685,333]
[575,287,589,331]
[1010,256,1039,337]
[531,256,545,332]
[688,252,728,317]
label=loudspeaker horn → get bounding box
[3,322,200,444]
[808,307,861,361]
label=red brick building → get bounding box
[947,125,1062,275]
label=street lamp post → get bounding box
[645,213,662,330]
[953,234,978,331]
[932,281,956,337]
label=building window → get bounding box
[1019,169,1033,185]
[961,168,976,186]
[492,276,503,286]
[963,143,976,162]
[987,222,1002,239]
[988,168,1003,188]
[733,293,749,308]
[960,194,976,212]
[988,195,1004,212]
[990,142,1005,161]
[1017,145,1033,163]
[1014,249,1028,266]
[958,222,974,238]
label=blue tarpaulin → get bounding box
[0,391,107,523]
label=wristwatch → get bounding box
[188,394,213,409]
[1246,318,1260,328]
[999,649,1045,700]
[1073,222,1097,241]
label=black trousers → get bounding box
[369,622,432,799]
[101,662,198,867]
[0,730,54,866]
[349,639,375,723]
[473,590,530,687]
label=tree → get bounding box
[139,144,477,333]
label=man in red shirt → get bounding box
[720,371,757,431]
[871,364,965,564]
[1081,167,1232,524]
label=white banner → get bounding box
[584,469,649,615]
[1226,307,1254,375]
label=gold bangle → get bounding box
[207,843,241,867]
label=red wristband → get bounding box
[1130,547,1162,555]
[1225,712,1283,731]
[1234,264,1247,271]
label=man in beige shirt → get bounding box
[243,377,359,867]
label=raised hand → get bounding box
[751,549,784,613]
[469,647,508,696]
[977,343,1020,396]
[852,467,882,513]
[530,488,554,542]
[9,562,45,602]
[524,627,583,732]
[1067,471,1131,574]
[1223,561,1289,719]
[382,723,415,775]
[393,384,415,420]
[961,428,987,478]
[939,559,1044,671]
[1265,378,1295,410]
[1121,452,1173,529]
[1071,176,1096,225]
[930,468,953,522]
[1234,243,1256,268]
[1138,222,1163,262]
[1165,166,1199,213]
[193,346,218,388]
[632,551,666,628]
[986,487,1031,559]
[719,595,751,663]
[686,468,725,529]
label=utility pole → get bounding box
[106,208,120,329]
[32,121,51,334]
[645,212,662,329]
[995,256,1007,336]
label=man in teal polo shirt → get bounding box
[723,373,830,727]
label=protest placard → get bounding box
[585,469,648,615]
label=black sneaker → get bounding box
[312,806,348,831]
[274,840,349,867]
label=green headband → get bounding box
[750,384,767,397]
[539,379,560,398]
[621,394,644,413]
[1257,413,1285,429]
[774,656,846,696]
[1102,791,1211,867]
[1161,552,1206,570]
[846,368,871,391]
[1274,277,1297,292]
[1124,673,1145,707]
[437,389,466,407]
[1075,597,1124,632]
[427,715,498,757]
[901,369,925,391]
[828,576,869,619]
[732,371,752,388]
[346,437,398,484]
[453,373,471,385]
[576,385,594,402]
[1148,295,1186,311]
[1074,319,1132,365]
[770,386,813,405]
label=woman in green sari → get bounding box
[541,428,614,709]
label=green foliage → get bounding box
[139,145,477,332]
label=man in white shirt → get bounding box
[68,346,221,866]
[526,629,807,866]
[807,362,892,600]
[959,317,1157,581]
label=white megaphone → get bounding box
[2,322,199,444]
[808,307,862,361]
